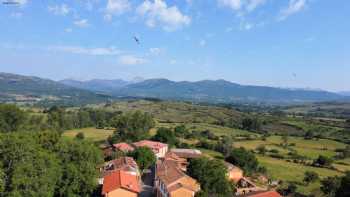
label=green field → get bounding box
[63,127,114,141]
[235,135,347,159]
[257,156,342,194]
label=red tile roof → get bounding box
[102,170,140,194]
[132,140,167,153]
[243,191,282,197]
[102,157,138,176]
[113,143,135,152]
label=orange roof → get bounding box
[133,140,167,153]
[102,157,138,176]
[243,191,282,197]
[102,170,140,194]
[113,143,135,152]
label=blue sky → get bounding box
[0,0,349,91]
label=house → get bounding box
[99,157,140,184]
[155,159,200,197]
[102,170,141,197]
[164,152,188,171]
[237,190,282,197]
[224,161,244,183]
[113,142,135,153]
[132,140,168,158]
[170,149,202,159]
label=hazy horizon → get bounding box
[1,0,349,92]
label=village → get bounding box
[99,140,282,197]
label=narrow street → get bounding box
[140,166,155,197]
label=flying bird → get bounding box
[292,73,297,78]
[133,36,140,45]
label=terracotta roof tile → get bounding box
[102,170,140,194]
[113,143,135,152]
[133,140,168,154]
[241,191,282,197]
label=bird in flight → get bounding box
[133,36,140,45]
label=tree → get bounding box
[226,147,259,174]
[215,136,233,157]
[304,130,315,140]
[303,171,319,184]
[335,171,350,197]
[174,125,189,138]
[0,167,4,194]
[313,155,333,167]
[75,132,85,140]
[321,176,341,197]
[0,132,61,197]
[0,104,26,133]
[111,111,155,141]
[152,127,178,147]
[55,139,103,197]
[256,145,267,155]
[187,157,234,197]
[129,147,156,171]
[241,117,261,131]
[281,134,289,148]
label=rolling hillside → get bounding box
[115,79,346,103]
[0,73,110,105]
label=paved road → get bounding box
[140,166,155,197]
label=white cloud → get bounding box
[199,39,206,47]
[10,12,23,19]
[246,0,266,12]
[64,28,72,33]
[74,19,90,28]
[239,22,254,30]
[169,59,177,65]
[218,0,266,12]
[104,0,131,21]
[14,0,27,6]
[48,4,70,16]
[48,46,122,56]
[218,0,242,10]
[136,0,191,31]
[278,0,307,21]
[149,47,163,55]
[118,55,147,65]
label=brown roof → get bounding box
[156,159,200,193]
[224,161,243,173]
[239,191,282,197]
[113,143,135,152]
[102,170,140,194]
[170,149,202,159]
[102,157,138,176]
[133,140,167,154]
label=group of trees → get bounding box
[188,157,235,197]
[226,147,265,175]
[108,111,155,143]
[152,127,179,147]
[241,117,261,132]
[0,131,103,197]
[321,172,350,197]
[0,104,104,196]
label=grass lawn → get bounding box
[257,155,342,194]
[63,127,114,142]
[235,136,346,159]
[157,122,253,137]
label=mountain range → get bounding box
[0,73,110,105]
[60,76,348,104]
[0,72,348,105]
